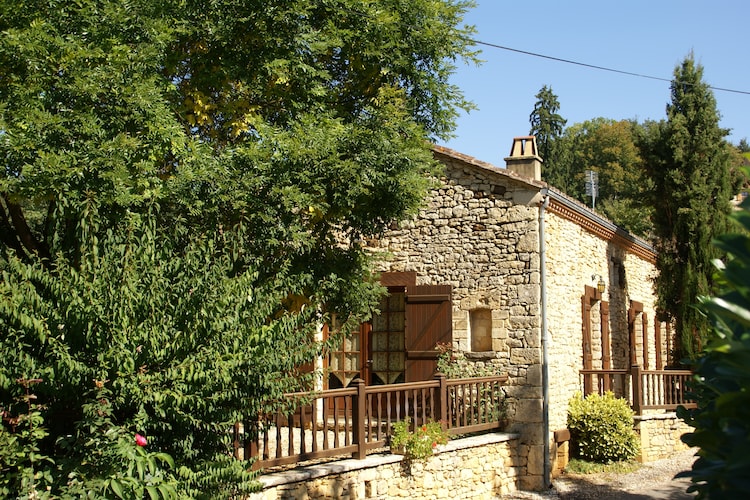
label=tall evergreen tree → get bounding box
[646,54,735,361]
[529,85,566,186]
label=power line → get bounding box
[468,37,750,96]
[338,5,750,96]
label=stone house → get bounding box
[344,136,678,490]
[248,137,691,498]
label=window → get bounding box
[470,308,492,352]
[328,321,363,389]
[371,290,406,385]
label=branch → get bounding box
[0,199,29,260]
[1,194,51,262]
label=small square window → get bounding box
[470,308,492,352]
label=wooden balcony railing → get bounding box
[233,373,508,470]
[580,365,697,415]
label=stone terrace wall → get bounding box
[248,433,520,500]
[369,154,545,489]
[635,413,693,462]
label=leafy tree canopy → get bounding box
[551,118,653,237]
[0,0,477,496]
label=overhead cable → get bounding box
[468,38,750,96]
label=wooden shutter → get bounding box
[404,285,452,382]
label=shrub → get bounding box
[0,214,307,497]
[677,193,750,498]
[567,392,640,463]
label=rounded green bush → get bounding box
[567,391,640,463]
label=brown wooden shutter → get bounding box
[404,285,452,382]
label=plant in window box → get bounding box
[390,418,448,460]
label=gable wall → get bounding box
[370,158,542,383]
[370,157,547,488]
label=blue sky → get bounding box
[442,0,749,167]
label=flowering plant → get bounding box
[390,418,448,460]
[135,433,148,447]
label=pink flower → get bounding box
[135,433,147,447]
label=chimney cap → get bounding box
[504,136,542,181]
[507,136,541,159]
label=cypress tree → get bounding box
[648,54,734,361]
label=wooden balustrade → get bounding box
[631,364,697,414]
[580,365,696,415]
[446,376,507,434]
[234,373,508,470]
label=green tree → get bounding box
[0,0,477,496]
[644,54,736,361]
[529,85,567,187]
[553,118,652,237]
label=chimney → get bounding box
[504,136,542,181]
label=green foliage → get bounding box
[554,118,653,237]
[0,379,55,499]
[435,342,502,379]
[643,54,736,360]
[677,192,750,498]
[0,0,477,496]
[567,392,640,463]
[1,213,279,496]
[1,378,180,499]
[62,385,180,499]
[390,418,448,460]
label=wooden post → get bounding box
[582,287,595,395]
[642,313,649,369]
[654,319,663,369]
[232,422,241,459]
[631,365,643,416]
[352,378,367,459]
[434,372,448,430]
[246,419,259,469]
[601,302,611,392]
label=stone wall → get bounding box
[543,203,660,434]
[635,412,693,462]
[248,433,520,500]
